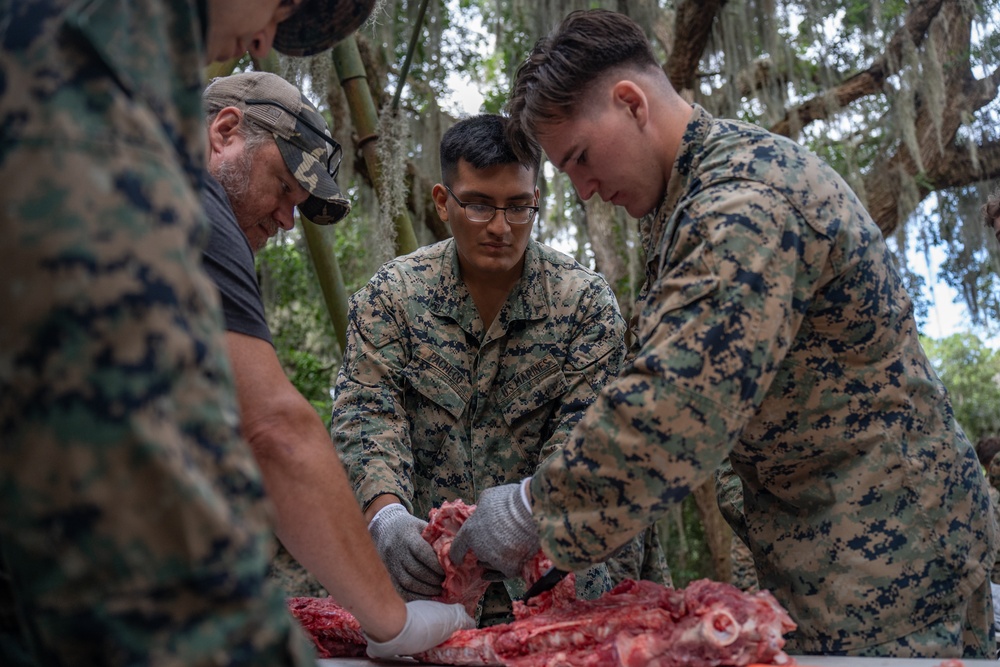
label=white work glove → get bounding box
[368,503,445,600]
[365,599,475,659]
[449,481,539,580]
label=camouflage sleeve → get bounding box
[332,269,417,513]
[530,182,828,570]
[0,101,313,667]
[0,4,314,663]
[537,276,627,464]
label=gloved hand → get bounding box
[450,482,540,579]
[368,503,445,600]
[365,599,475,659]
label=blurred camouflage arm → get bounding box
[529,184,821,570]
[332,275,418,514]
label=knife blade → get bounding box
[520,566,569,601]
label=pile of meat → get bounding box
[286,596,367,659]
[287,500,796,666]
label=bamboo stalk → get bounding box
[333,37,419,256]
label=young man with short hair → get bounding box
[451,9,996,659]
[333,113,669,626]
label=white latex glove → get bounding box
[365,599,475,659]
[368,503,444,600]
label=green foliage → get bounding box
[658,497,714,588]
[333,203,385,295]
[921,333,1000,443]
[256,228,341,422]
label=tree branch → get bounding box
[665,0,726,92]
[924,140,1000,191]
[769,0,947,137]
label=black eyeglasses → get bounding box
[244,98,343,181]
[444,185,538,225]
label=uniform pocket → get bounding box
[402,345,470,420]
[497,356,569,458]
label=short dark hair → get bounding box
[440,114,540,186]
[506,9,660,163]
[983,186,1000,229]
[975,436,1000,468]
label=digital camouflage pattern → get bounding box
[529,105,997,656]
[333,238,668,621]
[0,2,313,665]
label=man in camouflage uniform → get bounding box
[0,2,470,665]
[451,9,997,659]
[333,114,669,627]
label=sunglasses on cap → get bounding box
[244,98,343,182]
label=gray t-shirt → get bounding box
[201,173,272,345]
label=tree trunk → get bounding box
[584,197,628,304]
[690,478,732,583]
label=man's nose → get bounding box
[484,209,511,234]
[573,177,597,201]
[275,204,296,231]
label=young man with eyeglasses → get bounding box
[331,113,669,627]
[200,71,474,656]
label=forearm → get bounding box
[247,405,406,641]
[226,330,408,642]
[531,377,741,570]
[332,360,416,515]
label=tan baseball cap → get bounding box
[204,72,349,225]
[274,0,378,57]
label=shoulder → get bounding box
[353,239,452,304]
[530,240,614,292]
[701,117,810,178]
[367,240,449,287]
[202,176,254,267]
[694,118,861,240]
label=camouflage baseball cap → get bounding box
[274,0,378,57]
[204,72,349,225]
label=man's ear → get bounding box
[431,183,450,221]
[207,107,244,154]
[611,80,648,128]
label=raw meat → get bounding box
[417,578,796,667]
[512,551,577,618]
[286,596,367,658]
[423,500,492,617]
[423,500,577,618]
[288,500,797,666]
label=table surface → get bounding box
[317,658,1000,667]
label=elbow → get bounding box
[241,392,329,472]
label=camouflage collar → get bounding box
[645,104,714,280]
[428,239,548,331]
